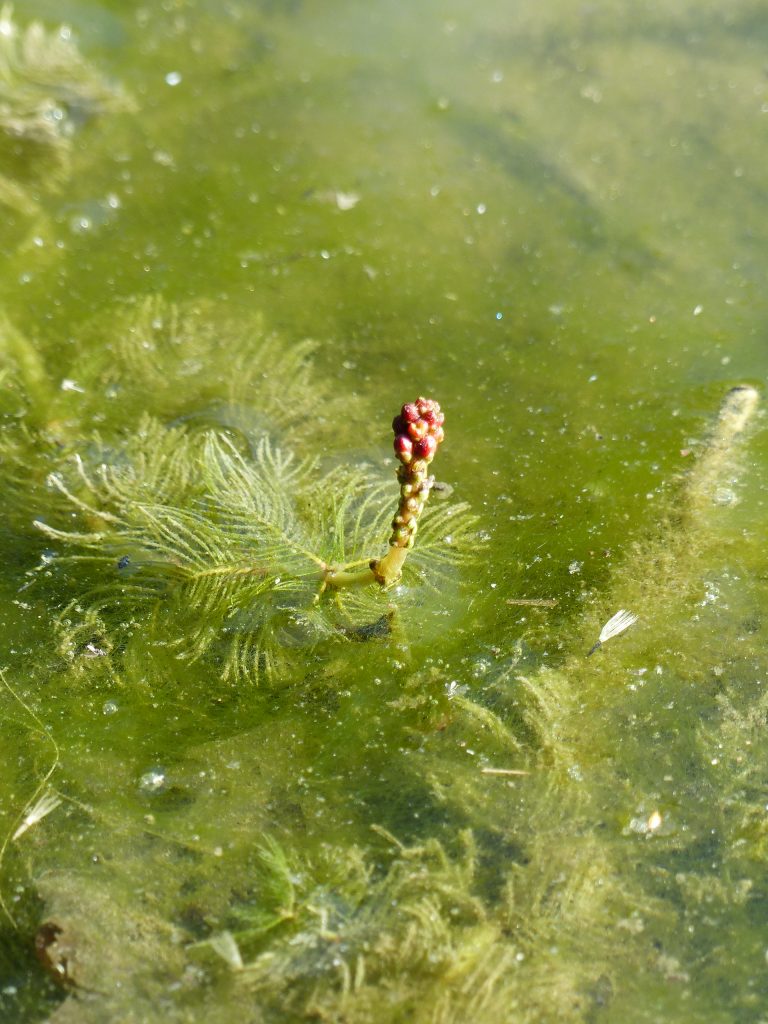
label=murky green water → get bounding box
[2,1,768,1020]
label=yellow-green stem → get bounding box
[324,545,410,591]
[370,545,410,587]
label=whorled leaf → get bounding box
[0,4,132,151]
[79,295,334,443]
[34,416,479,684]
[0,4,134,223]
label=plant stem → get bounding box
[370,543,410,588]
[323,545,409,591]
[323,564,376,588]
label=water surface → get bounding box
[1,2,767,1021]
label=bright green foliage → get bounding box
[34,415,476,684]
[1,293,478,685]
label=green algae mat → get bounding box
[1,2,768,1021]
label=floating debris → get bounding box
[13,789,62,840]
[308,188,361,210]
[587,609,638,656]
[81,642,106,658]
[207,931,244,971]
[480,767,530,777]
[138,769,167,796]
[625,807,667,837]
[335,190,360,211]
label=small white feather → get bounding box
[588,609,638,655]
[599,609,638,643]
[12,790,62,841]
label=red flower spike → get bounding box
[379,396,446,561]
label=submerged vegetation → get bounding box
[2,300,762,1021]
[0,3,132,230]
[32,374,475,683]
[0,3,767,1023]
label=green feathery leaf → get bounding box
[76,295,334,442]
[34,415,478,684]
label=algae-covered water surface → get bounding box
[2,1,768,1020]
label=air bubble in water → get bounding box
[139,769,167,795]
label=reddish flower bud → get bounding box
[407,420,427,441]
[413,434,438,461]
[392,415,406,434]
[394,434,413,462]
[433,425,444,445]
[401,403,420,423]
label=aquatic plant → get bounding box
[2,271,761,1024]
[4,360,763,1024]
[0,4,133,219]
[1,296,327,441]
[0,1,765,1019]
[19,302,475,684]
[0,4,128,141]
[34,407,473,684]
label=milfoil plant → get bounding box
[0,3,134,221]
[33,390,476,684]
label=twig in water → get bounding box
[506,598,558,608]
